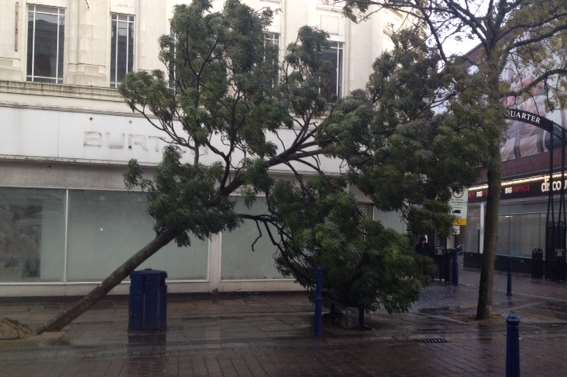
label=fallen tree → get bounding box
[37,0,482,334]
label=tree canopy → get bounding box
[341,0,567,319]
[38,0,484,333]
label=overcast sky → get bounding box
[443,37,479,57]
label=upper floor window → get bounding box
[264,32,279,48]
[321,41,344,102]
[27,5,65,84]
[111,14,135,88]
[264,32,280,86]
[167,29,177,92]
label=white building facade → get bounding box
[0,0,407,297]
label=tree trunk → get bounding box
[476,144,502,320]
[36,228,177,334]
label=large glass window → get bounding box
[496,213,545,258]
[320,41,344,102]
[221,198,284,280]
[67,191,208,281]
[464,206,480,253]
[466,202,547,257]
[0,188,66,282]
[27,5,65,84]
[496,215,512,255]
[516,213,544,258]
[110,14,135,88]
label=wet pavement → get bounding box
[1,269,567,376]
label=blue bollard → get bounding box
[506,314,520,377]
[314,266,324,337]
[507,258,513,297]
[451,249,459,286]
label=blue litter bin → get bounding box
[129,269,167,331]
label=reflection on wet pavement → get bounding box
[2,270,567,376]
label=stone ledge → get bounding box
[0,80,123,102]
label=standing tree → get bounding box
[342,0,567,319]
[36,0,481,334]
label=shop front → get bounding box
[464,174,565,273]
[0,106,398,297]
[0,106,298,296]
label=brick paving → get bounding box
[2,332,567,377]
[2,270,567,376]
[461,268,567,301]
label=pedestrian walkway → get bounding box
[461,268,567,302]
[1,270,567,376]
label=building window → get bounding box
[321,41,344,102]
[221,198,284,280]
[264,32,279,48]
[110,14,135,88]
[27,5,65,84]
[0,188,66,282]
[167,29,177,92]
[264,32,280,86]
[67,190,208,281]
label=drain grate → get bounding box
[417,337,448,344]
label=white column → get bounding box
[207,232,222,291]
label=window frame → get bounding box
[26,4,65,84]
[110,13,135,89]
[263,32,280,86]
[167,27,177,93]
[264,32,280,49]
[321,40,344,102]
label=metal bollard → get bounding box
[314,266,324,337]
[506,314,520,377]
[507,257,513,297]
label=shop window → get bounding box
[510,215,523,256]
[66,190,208,281]
[27,5,65,84]
[221,198,284,280]
[320,41,344,102]
[110,14,135,88]
[497,212,546,258]
[0,188,65,282]
[464,206,480,253]
[517,213,544,258]
[496,215,512,255]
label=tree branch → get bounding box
[502,68,567,98]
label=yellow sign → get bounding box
[454,218,467,226]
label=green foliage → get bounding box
[267,177,432,313]
[125,146,238,246]
[120,0,479,316]
[283,26,340,112]
[340,0,567,320]
[319,27,485,236]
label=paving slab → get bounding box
[2,270,567,376]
